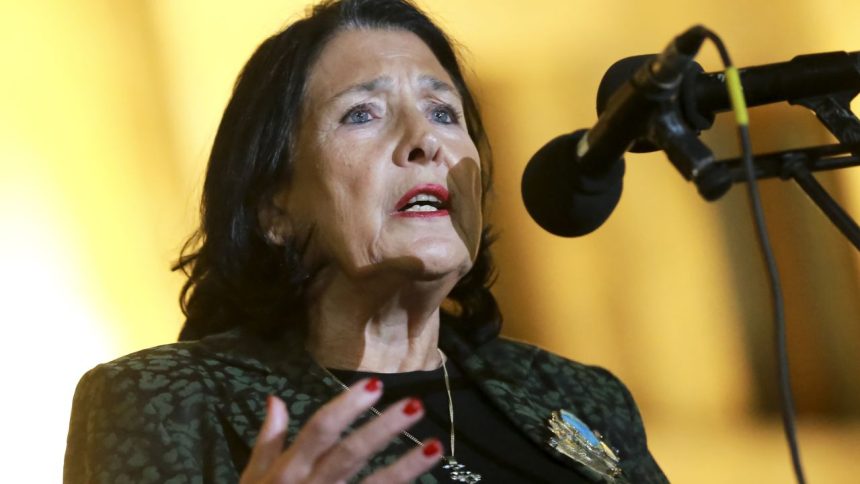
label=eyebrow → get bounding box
[326,75,460,103]
[418,75,458,96]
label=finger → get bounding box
[267,377,383,481]
[307,397,426,482]
[360,438,444,484]
[241,395,289,484]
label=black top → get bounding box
[330,357,589,483]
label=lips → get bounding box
[393,183,450,218]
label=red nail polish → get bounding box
[364,378,381,392]
[403,398,423,416]
[423,439,442,457]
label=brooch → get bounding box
[547,409,622,480]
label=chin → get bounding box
[349,236,476,283]
[403,245,472,281]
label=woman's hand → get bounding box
[239,378,443,484]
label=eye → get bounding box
[429,103,461,125]
[341,103,376,125]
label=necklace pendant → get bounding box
[442,456,481,483]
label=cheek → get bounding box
[306,163,388,265]
[287,125,391,268]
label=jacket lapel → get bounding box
[440,325,627,484]
[196,328,341,457]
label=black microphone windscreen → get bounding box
[521,130,625,237]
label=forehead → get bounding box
[305,28,455,104]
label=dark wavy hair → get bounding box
[174,0,501,344]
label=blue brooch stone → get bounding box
[547,409,622,480]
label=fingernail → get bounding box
[364,378,381,392]
[422,439,442,457]
[266,395,273,414]
[403,398,423,416]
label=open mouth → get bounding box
[394,184,450,217]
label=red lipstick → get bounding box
[393,183,450,218]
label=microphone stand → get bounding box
[616,40,859,484]
[715,89,860,250]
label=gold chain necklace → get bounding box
[318,349,482,483]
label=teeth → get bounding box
[406,193,442,204]
[404,205,439,212]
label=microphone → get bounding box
[597,51,860,151]
[522,26,709,237]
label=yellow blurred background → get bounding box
[1,0,859,482]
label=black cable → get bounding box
[738,126,805,484]
[702,29,807,484]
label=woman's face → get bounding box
[273,28,482,283]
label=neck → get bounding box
[304,269,452,373]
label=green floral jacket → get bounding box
[64,324,667,483]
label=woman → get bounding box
[64,1,666,482]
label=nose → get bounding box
[393,114,442,166]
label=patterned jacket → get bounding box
[64,324,668,483]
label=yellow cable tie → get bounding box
[725,66,749,126]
